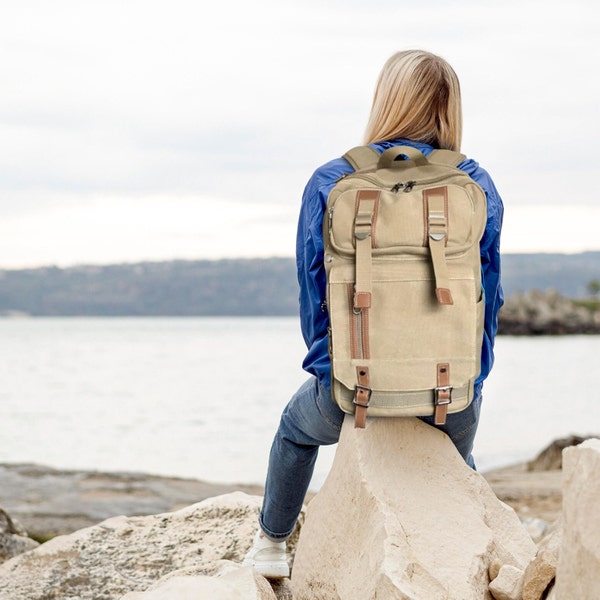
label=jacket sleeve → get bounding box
[296,158,355,385]
[477,169,505,380]
[296,175,331,378]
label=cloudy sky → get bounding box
[0,0,598,268]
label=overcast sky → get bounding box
[0,0,598,268]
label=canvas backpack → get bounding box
[323,145,487,428]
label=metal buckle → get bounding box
[353,384,372,408]
[434,385,453,406]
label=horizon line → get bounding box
[1,249,600,271]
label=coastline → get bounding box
[0,459,562,543]
[0,463,264,542]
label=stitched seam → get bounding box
[316,394,342,432]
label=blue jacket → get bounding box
[296,139,504,394]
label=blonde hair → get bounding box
[363,50,462,151]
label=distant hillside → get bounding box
[0,252,598,317]
[0,259,299,316]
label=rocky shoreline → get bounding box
[0,446,565,545]
[0,463,264,543]
[498,289,600,335]
[0,434,596,599]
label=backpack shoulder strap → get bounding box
[345,146,466,170]
[342,146,380,172]
[428,148,466,168]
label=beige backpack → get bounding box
[323,145,487,428]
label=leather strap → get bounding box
[434,363,452,425]
[424,187,453,305]
[347,282,370,360]
[354,367,371,428]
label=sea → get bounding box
[0,317,597,490]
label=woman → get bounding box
[242,49,504,578]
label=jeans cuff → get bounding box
[258,511,294,542]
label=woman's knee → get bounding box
[279,378,343,446]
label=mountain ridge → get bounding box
[0,252,598,316]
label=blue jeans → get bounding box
[259,377,483,540]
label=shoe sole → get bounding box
[250,561,290,579]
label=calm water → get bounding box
[0,317,597,489]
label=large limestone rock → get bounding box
[292,416,536,600]
[0,508,39,564]
[0,492,267,600]
[554,438,600,598]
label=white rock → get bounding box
[0,492,265,600]
[489,564,525,600]
[554,438,600,599]
[120,567,276,600]
[292,416,536,600]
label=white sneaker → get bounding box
[241,530,290,578]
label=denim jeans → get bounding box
[259,377,483,540]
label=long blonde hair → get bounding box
[363,50,462,151]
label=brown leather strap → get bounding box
[353,367,371,429]
[434,363,452,425]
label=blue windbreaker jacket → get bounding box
[296,139,504,395]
